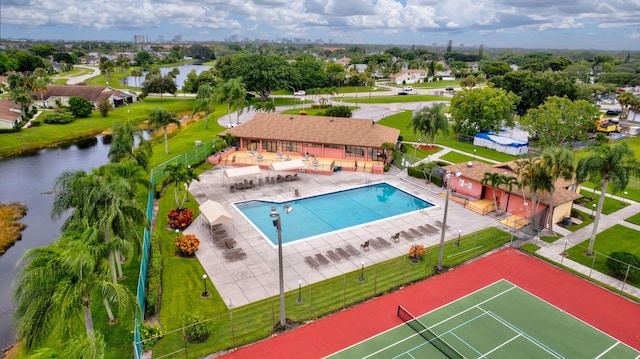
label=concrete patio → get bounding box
[186,166,501,309]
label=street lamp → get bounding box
[297,280,303,304]
[624,191,628,204]
[473,149,476,160]
[591,203,596,218]
[270,204,294,327]
[358,261,365,282]
[456,229,462,247]
[201,274,210,297]
[437,170,461,271]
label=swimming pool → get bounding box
[234,182,434,245]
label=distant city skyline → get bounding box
[1,0,640,51]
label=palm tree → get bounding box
[216,77,247,128]
[514,156,541,225]
[164,162,200,209]
[616,92,636,120]
[192,84,216,129]
[539,146,575,233]
[109,121,152,170]
[14,226,134,351]
[31,69,51,108]
[8,86,32,119]
[576,142,640,255]
[148,108,180,154]
[501,175,519,214]
[480,172,504,216]
[409,103,449,146]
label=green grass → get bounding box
[557,209,594,232]
[539,233,563,244]
[339,94,449,104]
[150,203,512,358]
[566,224,640,287]
[577,189,629,215]
[627,212,640,226]
[0,98,196,158]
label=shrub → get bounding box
[139,322,164,351]
[606,251,640,280]
[167,207,194,229]
[43,112,75,124]
[183,312,210,343]
[145,235,162,317]
[409,244,426,262]
[324,105,352,118]
[29,120,41,127]
[68,96,93,118]
[174,233,200,256]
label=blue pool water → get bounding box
[234,183,434,245]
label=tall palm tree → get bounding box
[192,84,216,129]
[501,175,519,214]
[109,121,152,170]
[164,162,200,209]
[409,103,449,146]
[148,108,180,154]
[616,92,636,120]
[576,142,640,255]
[14,226,134,351]
[8,86,32,119]
[480,172,504,216]
[216,77,247,128]
[131,69,143,87]
[514,156,542,225]
[539,146,575,233]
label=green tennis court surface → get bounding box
[327,280,640,359]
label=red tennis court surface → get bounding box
[218,248,640,359]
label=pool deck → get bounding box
[187,166,504,308]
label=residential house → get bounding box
[389,69,428,84]
[0,99,23,130]
[39,85,135,109]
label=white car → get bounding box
[226,121,242,129]
[403,86,414,92]
[294,90,306,96]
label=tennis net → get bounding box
[397,305,464,359]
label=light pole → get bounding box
[624,191,628,204]
[270,204,294,327]
[437,170,461,271]
[591,203,596,219]
[201,274,210,297]
[473,149,476,160]
[297,280,303,304]
[456,229,462,247]
[358,261,365,282]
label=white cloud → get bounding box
[1,0,639,50]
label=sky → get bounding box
[1,0,640,51]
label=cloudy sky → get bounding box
[1,0,639,50]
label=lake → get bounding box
[121,64,213,89]
[0,137,111,352]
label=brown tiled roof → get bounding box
[442,161,582,207]
[0,99,21,122]
[41,85,110,102]
[221,113,400,148]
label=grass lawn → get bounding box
[577,189,629,215]
[339,94,449,104]
[566,224,640,288]
[627,212,640,226]
[387,80,460,89]
[0,97,196,158]
[150,186,512,358]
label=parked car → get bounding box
[226,121,242,128]
[606,109,622,116]
[294,90,306,96]
[402,86,413,92]
[397,91,408,96]
[445,87,454,91]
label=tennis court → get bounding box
[328,280,640,359]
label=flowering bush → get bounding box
[138,322,164,351]
[167,207,194,230]
[175,233,200,256]
[409,244,426,262]
[299,110,307,115]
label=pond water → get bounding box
[121,64,213,90]
[0,137,111,352]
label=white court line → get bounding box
[595,341,624,359]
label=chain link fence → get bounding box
[137,229,513,358]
